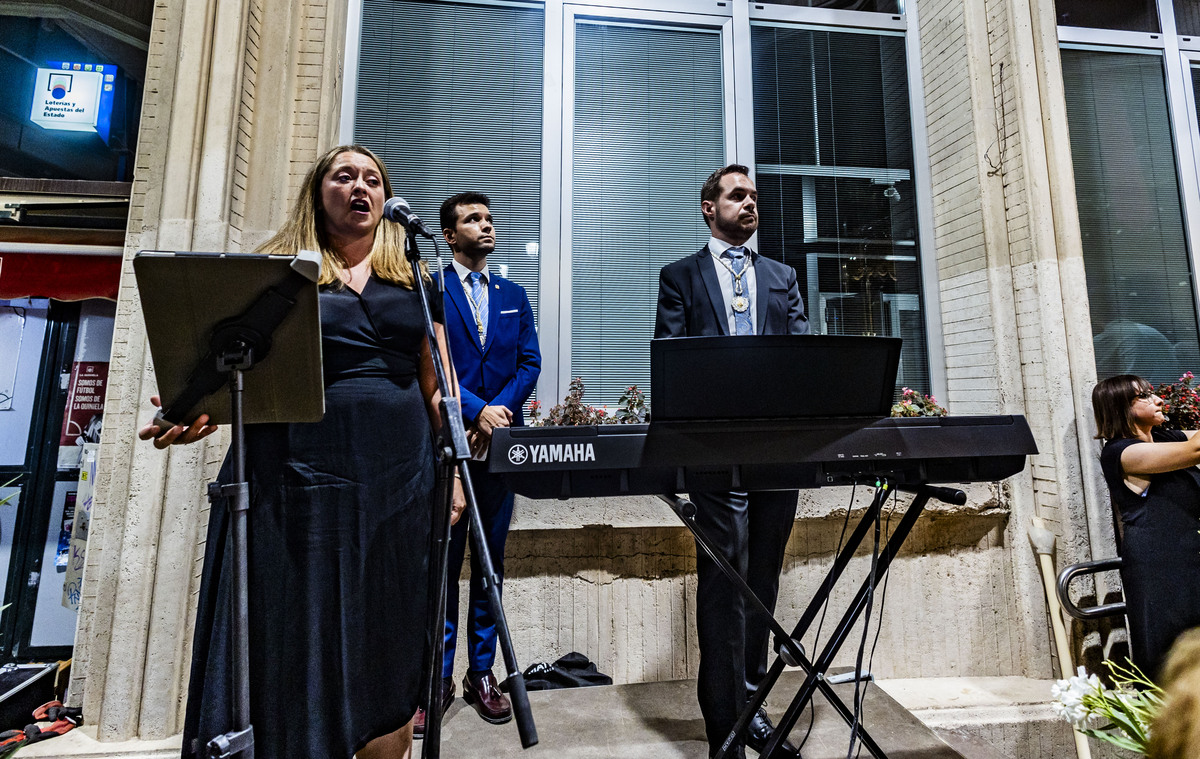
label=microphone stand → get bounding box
[402,225,538,757]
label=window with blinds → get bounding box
[568,20,725,408]
[751,25,928,395]
[354,0,544,319]
[1177,1,1200,36]
[1061,48,1200,384]
[1054,0,1159,32]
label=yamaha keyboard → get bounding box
[489,414,1037,498]
[490,414,1035,758]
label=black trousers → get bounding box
[692,489,798,758]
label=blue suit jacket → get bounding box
[655,245,809,337]
[437,267,541,426]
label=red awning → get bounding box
[0,251,122,301]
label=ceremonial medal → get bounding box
[732,296,749,313]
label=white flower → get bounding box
[1051,666,1102,728]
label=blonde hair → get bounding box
[254,144,429,288]
[1150,629,1200,758]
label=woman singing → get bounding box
[142,145,463,759]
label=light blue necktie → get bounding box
[722,247,753,336]
[468,271,488,346]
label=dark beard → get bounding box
[714,213,756,243]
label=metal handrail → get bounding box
[1056,557,1125,620]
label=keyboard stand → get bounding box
[663,481,966,759]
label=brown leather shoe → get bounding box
[462,671,512,724]
[413,678,455,739]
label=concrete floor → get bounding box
[436,670,973,759]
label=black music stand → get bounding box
[650,335,958,759]
[390,218,538,759]
[134,250,324,759]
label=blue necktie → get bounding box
[468,272,488,346]
[722,247,753,336]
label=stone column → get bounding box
[70,0,348,740]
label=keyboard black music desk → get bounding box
[490,415,1037,759]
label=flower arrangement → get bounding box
[529,378,649,427]
[615,385,647,424]
[1154,371,1200,431]
[1051,661,1163,755]
[890,387,947,418]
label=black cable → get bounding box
[854,487,899,759]
[866,489,897,675]
[847,481,883,759]
[794,479,858,752]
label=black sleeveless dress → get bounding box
[182,275,441,758]
[1100,428,1200,678]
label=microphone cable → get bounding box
[851,486,899,759]
[794,478,859,753]
[846,483,883,759]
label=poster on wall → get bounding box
[62,443,97,611]
[55,491,76,572]
[58,361,108,465]
[57,301,116,468]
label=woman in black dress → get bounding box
[1093,374,1200,679]
[141,145,464,759]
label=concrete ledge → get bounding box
[510,482,1006,530]
[878,676,1124,759]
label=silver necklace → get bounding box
[713,253,750,313]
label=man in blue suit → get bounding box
[415,192,540,735]
[656,165,807,759]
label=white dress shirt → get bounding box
[707,236,757,335]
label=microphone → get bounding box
[382,197,437,239]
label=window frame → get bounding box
[1059,0,1200,350]
[552,3,737,399]
[341,0,945,405]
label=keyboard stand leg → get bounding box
[757,486,961,759]
[708,483,894,759]
[659,494,809,671]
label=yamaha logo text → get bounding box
[507,442,596,466]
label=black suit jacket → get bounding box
[655,245,809,338]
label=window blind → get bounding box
[1061,49,1200,384]
[1054,0,1159,33]
[355,0,544,319]
[569,20,724,409]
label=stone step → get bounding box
[16,674,1092,758]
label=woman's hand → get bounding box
[450,475,467,526]
[137,396,219,449]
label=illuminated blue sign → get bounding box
[29,61,117,143]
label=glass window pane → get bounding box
[570,21,725,408]
[1061,49,1200,384]
[763,0,899,12]
[752,26,928,394]
[0,300,50,466]
[29,481,80,648]
[1055,0,1159,33]
[1176,1,1200,36]
[355,0,544,321]
[0,482,19,617]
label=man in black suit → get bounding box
[655,164,808,759]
